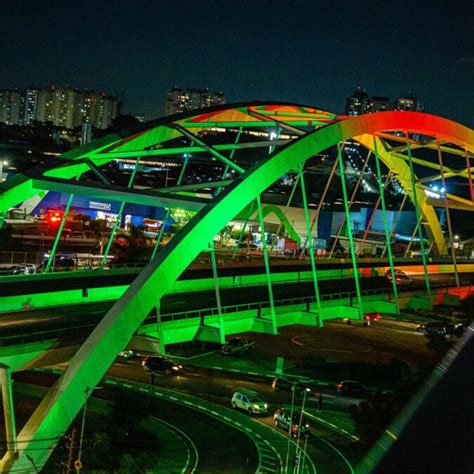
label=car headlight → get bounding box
[253,404,259,409]
[172,365,179,370]
[264,403,268,408]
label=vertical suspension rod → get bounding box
[100,156,141,268]
[437,138,460,287]
[329,150,372,257]
[373,137,399,312]
[209,241,224,340]
[256,195,277,333]
[337,143,364,318]
[405,132,431,300]
[299,162,322,312]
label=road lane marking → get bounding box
[150,416,199,473]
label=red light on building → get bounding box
[47,210,64,225]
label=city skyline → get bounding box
[2,0,472,126]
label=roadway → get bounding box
[0,257,471,296]
[11,303,463,473]
[1,272,470,340]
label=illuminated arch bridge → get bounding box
[0,102,473,471]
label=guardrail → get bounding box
[1,278,471,349]
[0,284,434,348]
[149,286,389,324]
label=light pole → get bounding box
[284,381,298,472]
[0,161,7,182]
[298,434,309,474]
[295,387,311,473]
[76,385,103,472]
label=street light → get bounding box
[284,381,298,473]
[76,385,103,472]
[0,161,8,182]
[296,387,311,469]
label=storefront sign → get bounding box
[89,201,112,211]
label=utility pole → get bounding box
[65,427,78,474]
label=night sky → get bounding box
[3,0,473,125]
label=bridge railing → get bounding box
[2,280,469,349]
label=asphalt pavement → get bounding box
[1,272,470,339]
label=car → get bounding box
[416,321,467,338]
[221,337,255,355]
[271,377,312,393]
[12,263,36,275]
[273,408,311,437]
[385,268,411,285]
[231,388,268,415]
[142,356,182,375]
[336,380,372,397]
[415,321,449,335]
[343,312,381,326]
[118,350,135,359]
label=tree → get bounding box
[217,225,234,246]
[170,208,196,230]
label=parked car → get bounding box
[273,408,311,437]
[231,388,268,415]
[221,337,255,355]
[142,356,182,375]
[336,380,372,397]
[271,377,312,393]
[385,268,411,285]
[118,350,135,359]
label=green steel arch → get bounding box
[3,108,474,472]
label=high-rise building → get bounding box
[0,89,22,125]
[345,88,370,116]
[345,89,424,115]
[95,93,119,129]
[165,86,225,115]
[0,86,119,129]
[21,88,40,125]
[36,86,58,124]
[397,95,424,112]
[76,90,97,126]
[55,87,77,129]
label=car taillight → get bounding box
[337,383,343,390]
[292,425,297,433]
